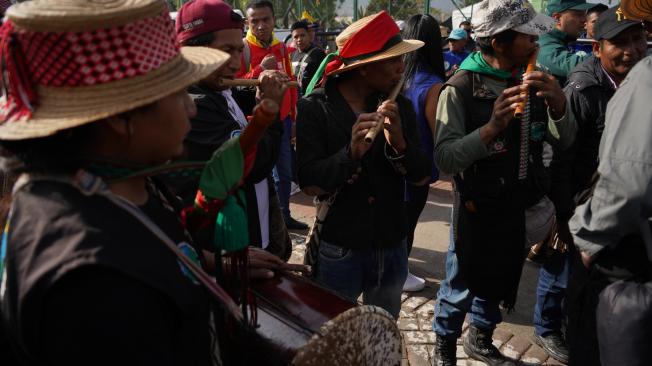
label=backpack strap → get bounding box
[297,47,317,82]
[425,82,444,140]
[444,71,474,121]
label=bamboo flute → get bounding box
[220,78,299,88]
[364,76,405,143]
[514,50,538,118]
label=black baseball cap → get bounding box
[594,5,644,40]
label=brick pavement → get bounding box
[287,183,566,366]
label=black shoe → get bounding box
[432,335,457,366]
[463,325,516,366]
[284,216,308,230]
[532,331,569,364]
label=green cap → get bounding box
[546,0,598,16]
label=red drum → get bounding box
[249,273,402,366]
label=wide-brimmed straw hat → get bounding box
[621,0,652,21]
[0,0,229,140]
[327,11,423,76]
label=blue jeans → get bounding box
[433,227,502,338]
[533,250,571,336]
[275,117,293,219]
[316,240,408,319]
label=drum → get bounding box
[250,273,402,366]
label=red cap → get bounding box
[175,0,244,45]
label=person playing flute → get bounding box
[430,0,576,365]
[296,11,430,319]
[174,0,294,261]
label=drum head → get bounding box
[291,305,401,366]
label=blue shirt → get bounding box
[405,68,444,183]
[443,50,469,73]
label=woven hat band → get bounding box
[16,9,178,88]
[340,34,403,65]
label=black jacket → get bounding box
[291,45,326,95]
[296,79,430,249]
[1,177,213,366]
[550,56,614,221]
[446,70,549,306]
[171,83,284,249]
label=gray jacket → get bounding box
[570,56,652,257]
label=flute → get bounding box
[219,78,299,88]
[514,50,538,118]
[364,77,405,143]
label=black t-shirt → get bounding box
[2,178,215,366]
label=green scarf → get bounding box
[198,137,249,253]
[459,52,524,81]
[305,50,339,95]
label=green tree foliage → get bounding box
[364,0,422,20]
[225,0,346,28]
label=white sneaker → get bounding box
[403,271,426,292]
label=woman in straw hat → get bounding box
[297,11,430,319]
[0,0,288,364]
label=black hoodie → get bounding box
[549,56,616,221]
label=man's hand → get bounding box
[523,71,566,120]
[480,84,526,144]
[379,100,406,154]
[556,219,575,247]
[248,247,309,279]
[350,113,379,160]
[257,70,288,105]
[445,64,459,78]
[261,54,278,70]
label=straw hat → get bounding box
[0,0,230,140]
[327,11,423,76]
[621,0,652,21]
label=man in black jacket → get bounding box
[296,11,429,318]
[174,0,292,259]
[290,20,326,96]
[545,7,647,364]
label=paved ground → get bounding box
[287,178,566,366]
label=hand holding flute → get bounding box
[522,67,567,121]
[363,77,405,144]
[514,51,538,118]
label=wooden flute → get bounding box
[514,50,538,118]
[220,78,299,88]
[364,77,405,143]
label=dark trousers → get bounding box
[275,117,293,219]
[567,240,651,366]
[567,252,608,366]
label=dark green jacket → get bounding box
[538,28,589,86]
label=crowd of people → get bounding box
[0,0,650,365]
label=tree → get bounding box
[364,0,422,21]
[227,0,345,29]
